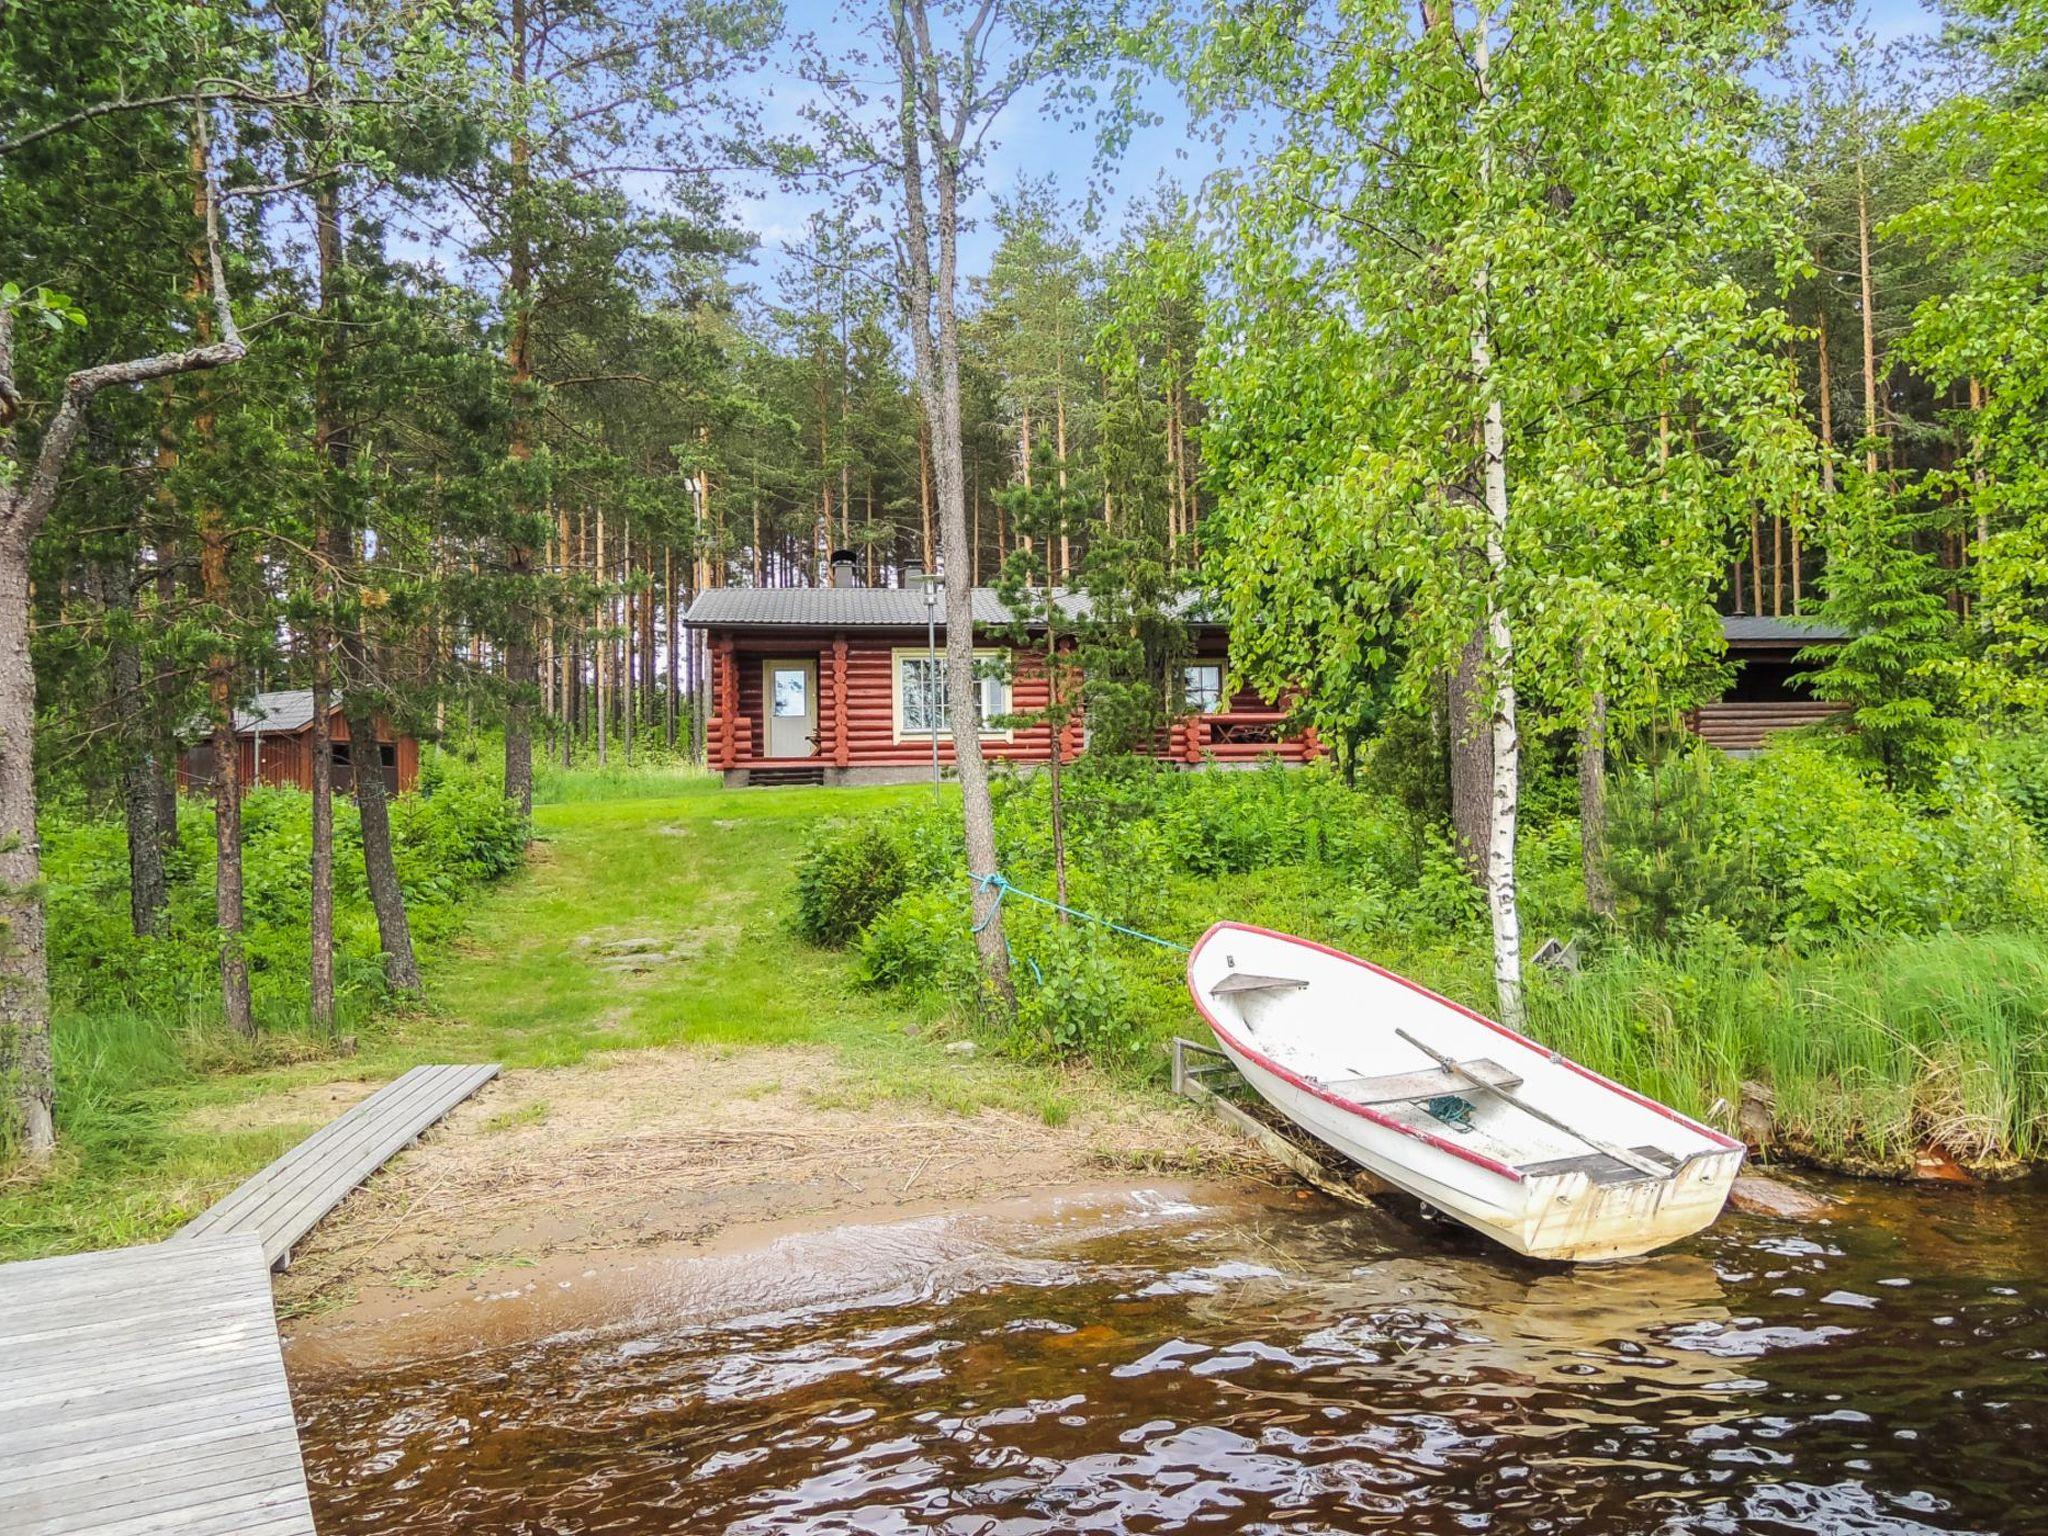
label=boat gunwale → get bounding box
[1184,922,1744,1190]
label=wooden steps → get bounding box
[173,1062,499,1270]
[0,1234,317,1536]
[745,764,826,787]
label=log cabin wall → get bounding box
[718,629,1063,768]
[702,622,1317,778]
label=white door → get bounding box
[764,659,817,758]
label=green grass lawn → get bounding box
[0,769,1081,1261]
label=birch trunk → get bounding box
[1469,5,1524,1029]
[1448,628,1490,880]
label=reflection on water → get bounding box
[294,1178,2048,1533]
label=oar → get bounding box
[1394,1027,1667,1179]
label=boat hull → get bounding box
[1188,922,1745,1263]
[1213,1034,1742,1261]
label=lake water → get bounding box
[292,1176,2048,1533]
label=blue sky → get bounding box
[723,0,1946,302]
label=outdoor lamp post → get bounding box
[922,564,941,801]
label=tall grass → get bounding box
[1529,931,2048,1166]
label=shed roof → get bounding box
[683,586,1219,631]
[233,689,320,735]
[1722,615,1848,646]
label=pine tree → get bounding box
[1802,489,1963,788]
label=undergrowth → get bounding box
[799,730,2048,1168]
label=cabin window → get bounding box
[893,649,1010,740]
[1183,663,1224,714]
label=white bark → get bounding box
[1469,4,1524,1029]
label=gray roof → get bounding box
[1722,615,1848,646]
[684,586,1220,631]
[233,689,320,735]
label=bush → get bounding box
[855,889,972,992]
[793,804,960,949]
[40,744,530,1030]
[1014,927,1152,1061]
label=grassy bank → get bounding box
[797,739,2048,1173]
[0,766,1086,1261]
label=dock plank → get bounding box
[0,1235,316,1536]
[172,1061,498,1268]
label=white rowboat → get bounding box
[1186,922,1745,1262]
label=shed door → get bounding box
[763,659,817,758]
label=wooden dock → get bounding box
[173,1062,499,1269]
[0,1234,317,1536]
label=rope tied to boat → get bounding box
[968,870,1190,952]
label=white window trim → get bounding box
[892,646,1014,742]
[1184,662,1226,715]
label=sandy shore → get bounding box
[273,1043,1259,1346]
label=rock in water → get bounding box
[1728,1172,1834,1221]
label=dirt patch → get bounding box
[274,1045,1250,1325]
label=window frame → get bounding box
[892,646,1014,742]
[1183,662,1226,715]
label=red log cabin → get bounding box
[682,568,1321,788]
[683,568,1848,788]
[179,689,421,796]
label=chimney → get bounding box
[902,559,924,589]
[830,548,858,588]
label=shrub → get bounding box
[40,745,530,1029]
[855,889,972,992]
[1599,749,1748,943]
[1723,737,2048,942]
[1014,928,1151,1060]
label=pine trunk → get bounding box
[501,0,537,817]
[308,121,343,1035]
[103,559,167,937]
[349,701,421,991]
[1856,161,1880,478]
[891,0,1012,1006]
[1579,693,1612,917]
[0,540,54,1153]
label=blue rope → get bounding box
[969,871,1190,952]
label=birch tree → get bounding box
[1182,0,1808,1024]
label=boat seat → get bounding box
[1324,1058,1523,1106]
[1209,972,1310,997]
[1519,1145,1680,1185]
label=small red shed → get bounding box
[180,690,420,796]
